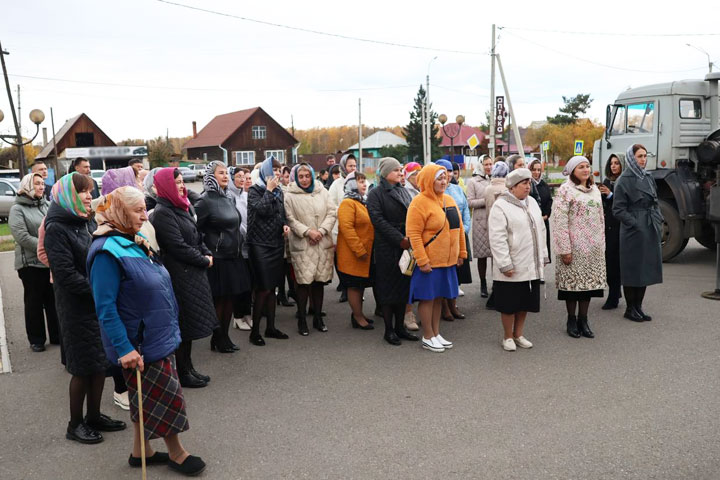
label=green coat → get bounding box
[612,170,663,287]
[9,194,49,271]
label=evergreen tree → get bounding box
[403,85,441,162]
[547,93,593,125]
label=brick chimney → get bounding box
[192,121,197,139]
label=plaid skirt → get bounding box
[122,355,189,440]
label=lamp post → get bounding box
[439,114,465,163]
[0,41,45,178]
[686,44,715,73]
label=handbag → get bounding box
[398,202,447,276]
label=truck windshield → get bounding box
[627,103,655,133]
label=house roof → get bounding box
[183,107,299,150]
[347,130,406,151]
[36,113,115,160]
[183,108,260,149]
[437,124,487,147]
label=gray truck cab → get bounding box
[593,73,720,260]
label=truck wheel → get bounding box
[660,199,685,261]
[696,223,717,250]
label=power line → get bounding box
[154,0,485,55]
[501,31,709,74]
[9,73,415,93]
[499,26,720,37]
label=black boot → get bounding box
[578,315,594,338]
[277,290,295,307]
[623,287,644,322]
[312,314,328,332]
[566,314,581,338]
[297,312,309,336]
[339,288,348,303]
[480,278,489,298]
[635,287,651,321]
[178,371,207,388]
[394,314,418,341]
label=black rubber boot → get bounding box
[480,278,489,298]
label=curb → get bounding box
[0,276,11,373]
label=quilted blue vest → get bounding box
[87,235,181,365]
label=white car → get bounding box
[185,164,206,179]
[90,170,104,189]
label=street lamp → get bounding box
[686,43,715,73]
[439,114,465,163]
[0,41,45,178]
[0,108,45,176]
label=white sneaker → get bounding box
[422,337,445,353]
[113,391,130,410]
[244,315,253,328]
[434,334,453,349]
[233,318,251,331]
[502,338,516,351]
[458,288,465,297]
[514,336,533,349]
[404,312,419,331]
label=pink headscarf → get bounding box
[154,167,190,211]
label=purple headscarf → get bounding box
[101,166,138,195]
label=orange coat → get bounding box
[406,163,467,268]
[337,198,374,278]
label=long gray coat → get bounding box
[612,170,663,287]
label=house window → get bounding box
[265,150,285,163]
[234,151,255,165]
[251,126,266,139]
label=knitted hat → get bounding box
[505,168,532,188]
[378,157,402,178]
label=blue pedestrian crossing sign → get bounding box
[541,141,550,152]
[574,140,584,156]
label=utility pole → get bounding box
[50,107,59,175]
[495,54,524,156]
[358,98,363,171]
[489,24,496,159]
[17,85,21,134]
[0,41,27,176]
[425,73,431,164]
[421,101,427,165]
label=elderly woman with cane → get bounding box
[88,186,206,476]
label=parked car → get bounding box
[0,178,20,221]
[90,170,104,189]
[185,164,206,179]
[178,167,197,183]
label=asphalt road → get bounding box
[0,241,718,480]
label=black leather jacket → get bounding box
[195,190,242,259]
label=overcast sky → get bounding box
[1,0,718,143]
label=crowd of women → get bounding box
[8,143,663,476]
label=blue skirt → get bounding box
[409,266,459,302]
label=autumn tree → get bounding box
[526,119,604,164]
[148,137,174,168]
[547,94,593,125]
[404,85,441,162]
[379,144,409,162]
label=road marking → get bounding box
[0,276,11,373]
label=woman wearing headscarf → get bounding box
[195,161,251,353]
[328,154,358,303]
[403,162,422,198]
[552,156,607,339]
[599,154,623,310]
[10,172,58,352]
[88,186,206,476]
[488,168,548,351]
[613,144,663,322]
[142,167,161,212]
[406,163,467,353]
[325,164,341,189]
[485,161,509,212]
[228,167,255,329]
[44,173,126,444]
[528,157,553,263]
[149,168,217,388]
[100,165,159,251]
[435,159,470,319]
[466,155,493,298]
[506,154,525,172]
[284,163,336,335]
[366,157,419,346]
[246,156,291,345]
[451,161,466,191]
[337,171,375,330]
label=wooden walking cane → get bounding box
[136,366,147,480]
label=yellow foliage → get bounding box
[525,119,604,164]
